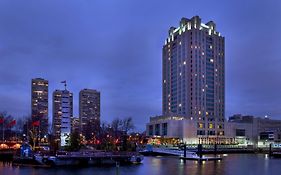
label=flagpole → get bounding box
[2,121,4,143]
[26,120,28,142]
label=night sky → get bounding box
[0,0,281,131]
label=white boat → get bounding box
[180,152,222,161]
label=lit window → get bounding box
[198,111,201,115]
[183,61,186,65]
[179,104,182,107]
[202,52,205,56]
[179,73,182,76]
[209,123,213,129]
[210,59,214,63]
[217,125,223,129]
[179,41,182,45]
[164,80,166,83]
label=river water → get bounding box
[0,154,279,175]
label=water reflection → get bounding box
[0,154,280,175]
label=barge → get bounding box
[12,151,144,167]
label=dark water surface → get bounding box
[0,154,279,175]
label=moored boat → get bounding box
[24,151,144,167]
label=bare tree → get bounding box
[111,117,135,134]
[100,121,110,134]
[121,117,135,134]
[111,118,122,133]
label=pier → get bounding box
[13,151,144,167]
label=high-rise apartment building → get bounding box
[52,89,73,146]
[79,89,100,140]
[31,78,49,137]
[162,16,225,136]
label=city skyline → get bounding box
[1,0,281,131]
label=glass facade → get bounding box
[162,16,225,136]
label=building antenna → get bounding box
[61,80,67,90]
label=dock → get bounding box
[271,152,281,158]
[12,151,144,167]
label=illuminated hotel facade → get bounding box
[147,16,281,147]
[162,16,225,140]
[147,16,226,144]
[31,78,49,137]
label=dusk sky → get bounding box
[0,0,281,131]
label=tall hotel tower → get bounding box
[162,16,225,136]
[52,89,73,146]
[79,89,100,140]
[31,78,49,137]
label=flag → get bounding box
[7,119,16,127]
[0,118,4,124]
[61,80,66,83]
[32,120,40,127]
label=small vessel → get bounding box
[180,152,222,161]
[129,155,144,164]
[271,152,281,158]
[12,156,51,168]
[34,154,81,166]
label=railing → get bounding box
[57,151,140,158]
[150,148,185,156]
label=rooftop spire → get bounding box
[61,80,67,90]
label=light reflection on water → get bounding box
[0,154,280,175]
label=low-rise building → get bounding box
[146,115,231,145]
[146,114,281,147]
[229,114,281,147]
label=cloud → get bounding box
[0,0,281,131]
